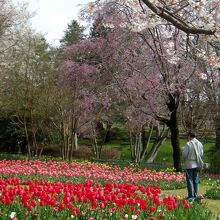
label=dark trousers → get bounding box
[185,168,200,198]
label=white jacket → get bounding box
[183,138,203,169]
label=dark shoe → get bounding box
[187,197,195,202]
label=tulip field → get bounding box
[0,160,213,219]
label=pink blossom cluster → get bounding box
[0,160,184,183]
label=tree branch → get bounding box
[141,0,215,35]
[155,114,170,125]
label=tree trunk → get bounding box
[60,120,65,160]
[104,122,112,143]
[30,109,37,157]
[24,116,31,158]
[91,129,99,158]
[33,131,38,157]
[62,122,69,160]
[140,125,153,161]
[69,132,78,161]
[160,92,181,171]
[146,135,167,162]
[215,118,220,149]
[39,147,44,158]
[129,130,143,163]
[142,127,147,151]
[146,143,161,163]
[168,109,181,171]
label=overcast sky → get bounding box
[13,0,89,45]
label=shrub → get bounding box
[101,147,121,160]
[72,146,93,159]
[43,144,61,157]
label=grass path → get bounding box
[162,185,220,218]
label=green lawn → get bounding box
[155,138,214,164]
[0,135,215,167]
[104,137,214,164]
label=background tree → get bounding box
[58,36,112,160]
[0,1,35,156]
[1,30,56,158]
[82,1,202,170]
[0,0,31,66]
[60,20,85,46]
[85,0,219,35]
[53,20,86,160]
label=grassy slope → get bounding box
[104,137,214,163]
[155,138,214,163]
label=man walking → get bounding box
[183,131,204,201]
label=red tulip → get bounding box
[149,206,156,212]
[184,204,190,209]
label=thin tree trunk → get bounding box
[69,118,79,161]
[134,134,138,162]
[69,132,77,161]
[146,135,167,162]
[137,132,142,162]
[129,131,134,160]
[140,125,153,161]
[33,131,38,157]
[64,123,69,160]
[39,147,44,158]
[59,119,65,160]
[66,119,70,161]
[104,122,112,143]
[74,133,78,149]
[215,118,220,149]
[92,129,98,158]
[30,109,37,157]
[73,119,78,150]
[63,125,66,160]
[67,134,70,161]
[69,115,74,159]
[130,131,143,163]
[24,116,31,158]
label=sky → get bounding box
[13,0,89,45]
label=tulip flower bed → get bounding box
[0,178,213,220]
[0,160,214,219]
[0,160,185,190]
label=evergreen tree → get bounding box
[60,20,85,46]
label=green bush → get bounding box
[205,186,220,200]
[0,153,27,160]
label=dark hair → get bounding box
[187,131,196,138]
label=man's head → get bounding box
[187,131,196,140]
